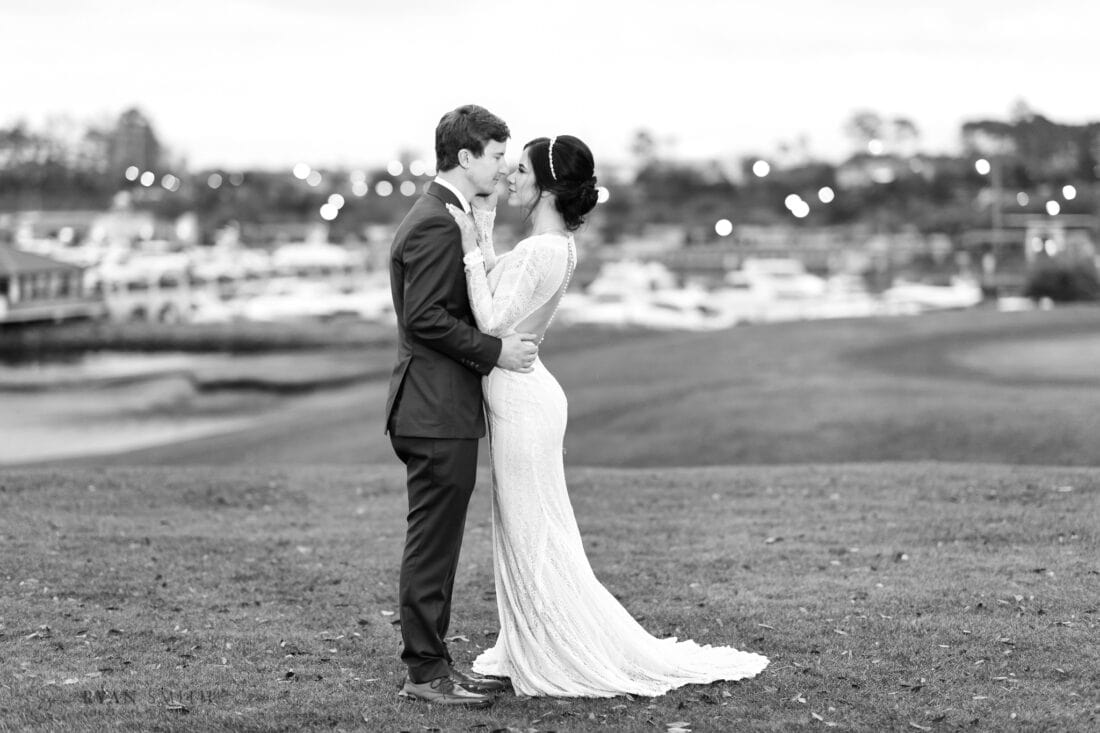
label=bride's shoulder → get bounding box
[519,232,572,249]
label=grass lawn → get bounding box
[1,463,1097,731]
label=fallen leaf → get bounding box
[909,724,931,731]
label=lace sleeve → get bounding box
[472,207,498,271]
[463,242,551,337]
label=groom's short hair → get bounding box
[435,105,510,172]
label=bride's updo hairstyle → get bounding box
[525,135,599,232]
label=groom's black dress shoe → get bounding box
[398,675,493,708]
[449,665,508,693]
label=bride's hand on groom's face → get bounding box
[445,204,478,253]
[472,185,501,212]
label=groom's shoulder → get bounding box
[394,193,453,242]
[403,192,451,227]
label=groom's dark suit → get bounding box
[386,181,502,684]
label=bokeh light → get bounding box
[207,173,223,189]
[400,181,417,197]
[714,219,733,237]
[784,194,803,211]
[409,160,426,176]
[752,160,770,177]
[139,171,155,187]
[319,203,338,221]
[228,173,244,186]
[161,174,180,192]
[868,139,884,155]
[351,181,369,197]
[327,193,345,209]
[596,187,610,204]
[790,200,810,218]
[1016,192,1029,206]
[387,160,404,176]
[375,181,393,197]
[1062,185,1077,200]
[292,163,311,180]
[306,170,322,187]
[124,165,139,181]
[818,186,835,203]
[1046,200,1061,216]
[974,158,991,175]
[349,170,367,184]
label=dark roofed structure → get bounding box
[0,245,105,324]
[0,245,84,276]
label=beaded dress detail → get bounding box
[462,209,768,697]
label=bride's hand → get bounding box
[444,203,478,254]
[472,183,501,212]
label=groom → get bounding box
[385,104,537,707]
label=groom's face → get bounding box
[463,139,509,196]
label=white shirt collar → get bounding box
[433,176,470,214]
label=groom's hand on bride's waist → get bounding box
[497,332,538,373]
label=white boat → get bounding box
[882,277,983,312]
[734,257,828,299]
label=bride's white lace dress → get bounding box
[462,210,768,697]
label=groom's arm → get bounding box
[403,215,502,375]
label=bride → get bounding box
[445,134,768,697]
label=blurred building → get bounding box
[108,108,161,175]
[0,245,104,324]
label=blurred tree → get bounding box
[1024,258,1100,302]
[844,110,885,154]
[891,118,920,157]
[630,128,658,173]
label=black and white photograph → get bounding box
[1,1,1098,730]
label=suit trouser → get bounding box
[390,433,479,684]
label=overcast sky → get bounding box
[5,0,1097,170]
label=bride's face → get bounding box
[507,148,540,209]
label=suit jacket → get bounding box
[385,181,503,438]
